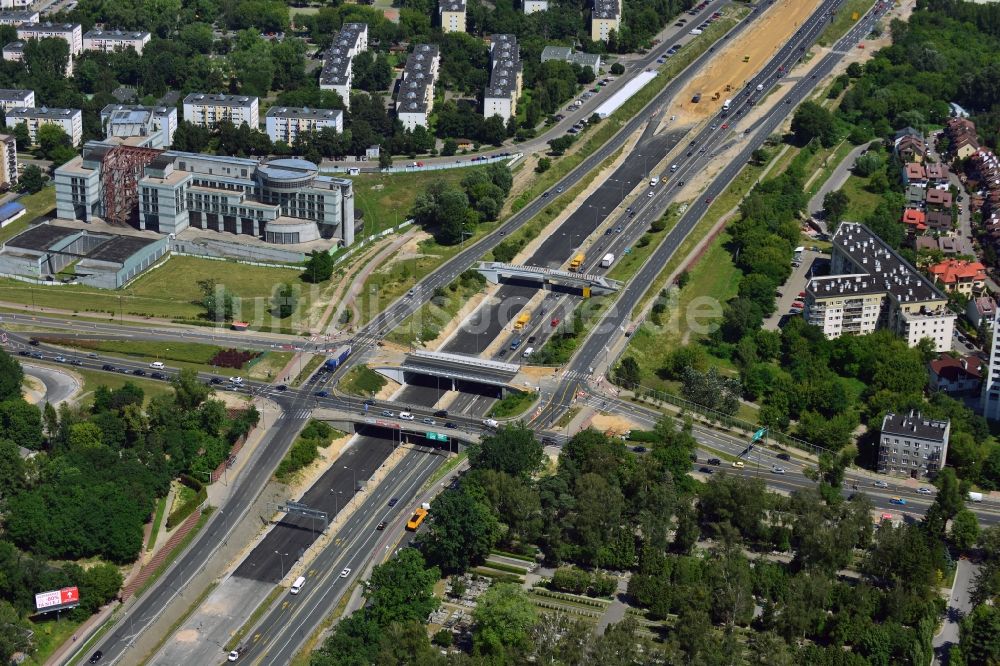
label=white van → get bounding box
[149,361,164,369]
[399,412,415,421]
[649,176,659,186]
[290,576,306,594]
[522,347,534,357]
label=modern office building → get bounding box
[17,22,83,55]
[483,34,522,123]
[55,143,356,246]
[319,23,368,109]
[264,107,343,145]
[0,133,16,188]
[182,93,259,129]
[590,0,620,42]
[878,410,950,478]
[0,88,33,112]
[0,10,38,25]
[523,0,549,13]
[83,28,151,54]
[803,222,955,352]
[439,0,466,33]
[7,107,83,146]
[100,104,177,149]
[395,44,440,131]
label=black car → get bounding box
[28,338,39,346]
[363,398,376,406]
[434,409,448,417]
[116,368,129,374]
[445,422,457,429]
[632,446,647,453]
[699,466,714,474]
[276,384,288,391]
[70,359,83,366]
[132,369,146,376]
[776,453,791,461]
[376,521,387,531]
[150,372,165,379]
[210,377,224,384]
[89,651,103,664]
[18,350,28,356]
[388,498,399,507]
[315,390,330,397]
[527,336,536,344]
[707,458,721,466]
[102,364,115,371]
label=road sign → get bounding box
[751,427,767,443]
[426,432,448,442]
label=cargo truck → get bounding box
[513,312,530,331]
[722,99,732,110]
[569,253,585,271]
[324,345,352,371]
[601,253,615,268]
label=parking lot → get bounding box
[763,248,828,330]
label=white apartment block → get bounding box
[17,22,83,56]
[804,222,955,352]
[83,28,151,55]
[523,0,549,13]
[0,133,17,188]
[982,307,1000,420]
[0,88,34,112]
[439,0,466,33]
[590,0,620,42]
[100,104,177,149]
[319,23,368,110]
[396,44,440,131]
[182,93,259,129]
[7,107,83,146]
[265,107,343,145]
[484,34,522,123]
[878,410,950,478]
[0,0,32,10]
[0,9,37,25]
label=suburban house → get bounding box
[967,295,997,329]
[928,355,982,395]
[928,258,987,295]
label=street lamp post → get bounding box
[275,550,288,579]
[344,465,357,493]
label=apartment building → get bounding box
[182,93,259,129]
[0,88,33,112]
[265,107,343,145]
[7,107,83,146]
[483,34,522,123]
[55,144,356,246]
[0,10,37,25]
[590,0,620,42]
[523,0,549,13]
[439,0,466,33]
[319,23,368,110]
[878,410,950,478]
[982,308,1000,420]
[100,104,178,149]
[804,222,955,352]
[0,133,16,188]
[17,22,83,56]
[395,44,440,131]
[83,28,151,54]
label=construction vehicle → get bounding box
[513,312,531,331]
[569,253,585,271]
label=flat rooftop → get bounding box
[8,106,79,119]
[183,93,256,107]
[593,0,619,19]
[85,235,158,262]
[84,28,149,39]
[0,88,32,101]
[5,223,78,251]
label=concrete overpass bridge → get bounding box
[372,350,525,398]
[476,261,622,296]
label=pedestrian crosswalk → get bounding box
[276,409,314,420]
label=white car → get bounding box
[772,466,786,475]
[340,568,351,578]
[873,480,889,488]
[229,376,244,384]
[917,487,933,495]
[399,412,415,421]
[228,651,239,662]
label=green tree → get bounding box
[171,368,212,411]
[302,250,334,283]
[0,600,31,664]
[472,583,537,658]
[610,62,625,75]
[0,349,23,401]
[417,487,500,574]
[365,548,440,627]
[790,101,838,147]
[0,400,43,450]
[468,422,543,477]
[16,164,45,194]
[951,509,980,552]
[615,357,641,387]
[959,604,1000,665]
[10,123,29,151]
[36,123,73,157]
[535,157,551,173]
[823,189,850,223]
[228,30,275,97]
[271,283,299,319]
[197,278,236,321]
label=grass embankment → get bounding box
[0,256,317,333]
[506,8,747,216]
[293,355,324,386]
[386,270,487,346]
[348,168,475,236]
[148,494,168,551]
[275,421,341,482]
[339,365,387,396]
[0,186,55,244]
[841,172,883,221]
[605,206,680,282]
[71,366,177,407]
[817,0,878,47]
[488,391,537,419]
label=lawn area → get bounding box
[70,364,177,407]
[0,256,317,333]
[21,616,79,666]
[488,391,537,419]
[386,270,487,346]
[0,185,56,244]
[605,207,679,282]
[348,169,474,237]
[841,173,883,221]
[625,232,741,390]
[339,365,387,396]
[818,0,877,47]
[805,141,856,197]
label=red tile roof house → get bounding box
[902,208,927,232]
[925,188,953,210]
[967,295,997,329]
[902,162,927,186]
[928,258,987,294]
[928,354,982,394]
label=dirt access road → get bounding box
[663,0,824,128]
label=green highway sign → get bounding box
[426,432,448,442]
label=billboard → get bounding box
[35,587,79,611]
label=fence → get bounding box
[323,152,523,175]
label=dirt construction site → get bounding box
[662,0,824,128]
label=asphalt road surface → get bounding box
[21,361,79,405]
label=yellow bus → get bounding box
[569,253,584,271]
[406,507,428,531]
[513,312,530,330]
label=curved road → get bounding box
[21,361,80,405]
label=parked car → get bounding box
[699,466,714,474]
